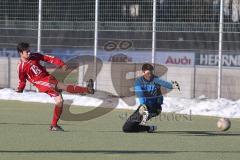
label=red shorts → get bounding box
[34,75,60,97]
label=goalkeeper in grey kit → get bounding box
[122,63,180,133]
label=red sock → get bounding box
[66,85,88,94]
[51,106,63,127]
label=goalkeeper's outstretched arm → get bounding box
[155,77,180,90]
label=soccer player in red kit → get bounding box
[16,42,94,131]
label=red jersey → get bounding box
[17,53,65,91]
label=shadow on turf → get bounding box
[1,122,238,136]
[0,150,239,154]
[155,131,240,136]
[68,130,240,137]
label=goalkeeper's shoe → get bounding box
[148,125,157,133]
[49,125,64,131]
[87,79,94,94]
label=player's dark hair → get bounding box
[17,42,29,53]
[142,63,154,71]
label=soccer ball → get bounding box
[217,118,231,131]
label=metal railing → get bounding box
[1,0,240,99]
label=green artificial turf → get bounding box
[0,100,240,160]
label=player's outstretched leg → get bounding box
[122,105,157,133]
[57,79,94,94]
[49,95,64,131]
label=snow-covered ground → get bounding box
[0,88,240,118]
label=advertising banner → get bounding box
[196,53,240,67]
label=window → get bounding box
[129,4,139,17]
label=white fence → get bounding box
[2,57,240,100]
[1,0,240,99]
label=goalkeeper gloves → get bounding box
[172,81,180,91]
